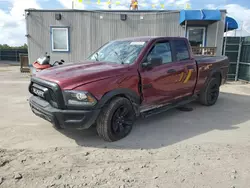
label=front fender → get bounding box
[96,88,141,109]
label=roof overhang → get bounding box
[225,16,238,31]
[179,9,221,25]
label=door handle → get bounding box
[167,69,176,73]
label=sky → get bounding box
[0,0,250,46]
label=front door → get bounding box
[140,40,186,106]
[187,27,206,47]
[140,39,197,108]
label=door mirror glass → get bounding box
[150,57,162,66]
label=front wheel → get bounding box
[96,97,136,142]
[199,77,220,106]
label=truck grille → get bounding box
[49,89,57,101]
[49,89,58,107]
[29,77,65,109]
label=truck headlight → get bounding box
[63,90,97,106]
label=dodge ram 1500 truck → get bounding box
[29,36,229,142]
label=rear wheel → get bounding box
[199,77,220,106]
[96,97,136,142]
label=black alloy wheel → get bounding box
[96,97,136,142]
[199,77,220,106]
[111,105,134,136]
[208,81,219,104]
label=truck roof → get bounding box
[114,36,187,42]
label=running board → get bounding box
[140,96,196,118]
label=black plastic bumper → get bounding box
[29,96,101,130]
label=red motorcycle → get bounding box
[30,52,64,75]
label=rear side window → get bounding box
[173,40,190,61]
[147,41,172,64]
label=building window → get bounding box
[187,27,206,47]
[51,27,69,52]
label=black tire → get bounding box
[199,77,220,106]
[96,97,136,142]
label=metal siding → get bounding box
[206,12,226,55]
[26,11,223,64]
[26,11,185,65]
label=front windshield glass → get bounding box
[88,40,147,64]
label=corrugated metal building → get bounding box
[25,9,234,65]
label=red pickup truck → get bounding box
[29,36,229,142]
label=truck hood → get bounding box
[35,61,128,89]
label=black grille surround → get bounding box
[29,77,66,109]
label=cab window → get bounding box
[173,40,190,61]
[147,41,173,65]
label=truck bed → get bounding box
[194,55,228,64]
[194,55,229,87]
[194,55,227,64]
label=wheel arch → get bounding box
[211,70,222,86]
[198,68,222,96]
[205,68,222,88]
[96,88,141,115]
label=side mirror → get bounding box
[142,56,162,69]
[150,57,163,66]
[61,59,65,63]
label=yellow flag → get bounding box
[78,0,82,3]
[97,0,101,4]
[107,0,111,5]
[115,1,120,5]
[160,3,164,9]
[152,4,155,8]
[185,3,191,9]
[133,2,138,6]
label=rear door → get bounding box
[171,39,197,98]
[140,39,188,106]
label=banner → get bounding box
[74,0,192,9]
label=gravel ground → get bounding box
[0,66,250,188]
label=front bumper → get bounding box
[29,95,100,129]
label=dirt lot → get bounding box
[0,66,250,188]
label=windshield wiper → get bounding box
[94,52,99,61]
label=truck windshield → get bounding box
[88,40,147,64]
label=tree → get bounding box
[0,43,28,50]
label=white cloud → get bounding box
[225,4,250,27]
[205,4,216,9]
[57,0,85,9]
[96,0,129,10]
[0,0,40,46]
[176,0,190,5]
[205,4,250,36]
[56,0,73,8]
